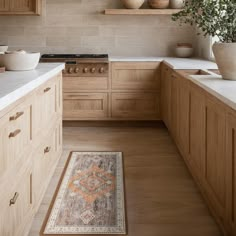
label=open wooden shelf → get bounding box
[104,9,181,15]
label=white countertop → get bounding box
[0,63,65,113]
[189,74,236,111]
[110,57,218,70]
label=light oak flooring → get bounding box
[29,123,222,236]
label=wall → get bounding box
[0,0,196,56]
[195,27,212,59]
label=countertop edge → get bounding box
[0,63,65,114]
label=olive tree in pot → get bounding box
[172,0,236,80]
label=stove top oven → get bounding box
[40,54,109,77]
[40,54,110,120]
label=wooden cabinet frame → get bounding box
[0,0,41,15]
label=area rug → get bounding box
[41,152,126,235]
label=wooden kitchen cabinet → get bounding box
[112,93,160,119]
[176,72,190,158]
[0,0,41,15]
[189,83,206,180]
[34,78,57,131]
[226,112,236,234]
[0,0,9,11]
[32,121,61,209]
[0,99,32,179]
[0,72,62,236]
[0,165,33,236]
[160,63,172,129]
[170,72,179,141]
[63,93,109,120]
[111,62,161,91]
[63,76,109,91]
[205,97,227,221]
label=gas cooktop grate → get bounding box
[41,54,109,59]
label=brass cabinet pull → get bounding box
[44,87,51,93]
[9,192,19,206]
[9,129,21,138]
[9,111,24,121]
[44,146,51,154]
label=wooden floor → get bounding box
[28,123,222,236]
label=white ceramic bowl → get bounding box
[0,52,40,71]
[175,47,193,58]
[0,45,8,53]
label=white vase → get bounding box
[121,0,145,9]
[212,42,236,80]
[170,0,184,8]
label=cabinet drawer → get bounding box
[112,62,160,91]
[63,76,108,91]
[0,101,32,177]
[0,167,32,236]
[34,78,57,134]
[63,93,108,120]
[112,93,160,119]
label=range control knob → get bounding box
[74,67,79,73]
[83,68,88,73]
[91,68,96,73]
[99,67,105,73]
[68,67,73,74]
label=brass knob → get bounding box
[91,68,96,73]
[83,68,88,73]
[75,67,79,73]
[99,67,105,73]
[68,68,73,74]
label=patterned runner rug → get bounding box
[41,152,126,235]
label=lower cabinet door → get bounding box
[178,76,190,157]
[63,93,108,120]
[112,93,160,119]
[226,112,236,233]
[170,73,179,141]
[205,97,227,222]
[0,167,32,236]
[32,127,57,207]
[189,84,206,179]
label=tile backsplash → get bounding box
[0,0,196,56]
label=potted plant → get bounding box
[172,0,236,80]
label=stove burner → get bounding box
[41,54,109,59]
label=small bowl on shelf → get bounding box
[148,0,170,9]
[0,50,40,71]
[121,0,145,9]
[175,43,194,58]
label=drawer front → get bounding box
[63,93,108,120]
[63,76,108,91]
[112,62,161,90]
[34,78,57,134]
[0,101,32,177]
[32,125,58,206]
[112,93,160,119]
[0,167,32,236]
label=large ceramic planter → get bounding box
[121,0,145,9]
[213,42,236,80]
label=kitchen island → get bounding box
[0,63,64,236]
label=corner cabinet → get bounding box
[0,0,41,15]
[0,72,62,236]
